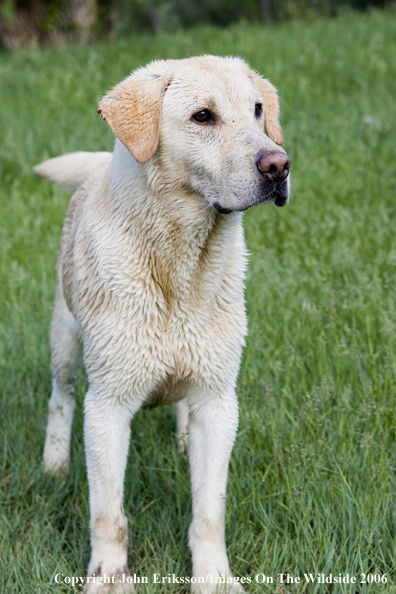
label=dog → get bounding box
[34,55,290,593]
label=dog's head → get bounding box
[98,55,290,212]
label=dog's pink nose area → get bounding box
[257,150,291,182]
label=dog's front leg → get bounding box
[188,391,245,594]
[84,389,137,594]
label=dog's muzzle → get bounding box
[212,149,291,214]
[256,149,291,208]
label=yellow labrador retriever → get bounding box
[35,55,290,593]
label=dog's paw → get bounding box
[43,436,70,475]
[84,567,135,593]
[43,452,70,476]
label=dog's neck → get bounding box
[105,141,244,306]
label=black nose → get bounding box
[257,150,291,182]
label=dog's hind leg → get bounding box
[176,400,189,452]
[43,286,82,474]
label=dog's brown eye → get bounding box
[255,104,263,118]
[192,109,212,123]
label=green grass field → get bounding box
[1,9,396,593]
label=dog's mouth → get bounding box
[263,179,289,208]
[213,181,289,214]
[274,194,288,208]
[213,202,233,215]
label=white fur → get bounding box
[38,56,290,594]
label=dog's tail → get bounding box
[33,151,113,192]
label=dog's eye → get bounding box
[192,109,212,124]
[255,104,263,118]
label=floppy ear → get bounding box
[250,73,283,146]
[97,71,170,163]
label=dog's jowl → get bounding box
[35,55,290,594]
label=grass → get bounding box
[1,8,396,593]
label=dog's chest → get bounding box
[78,210,247,401]
[82,257,246,402]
